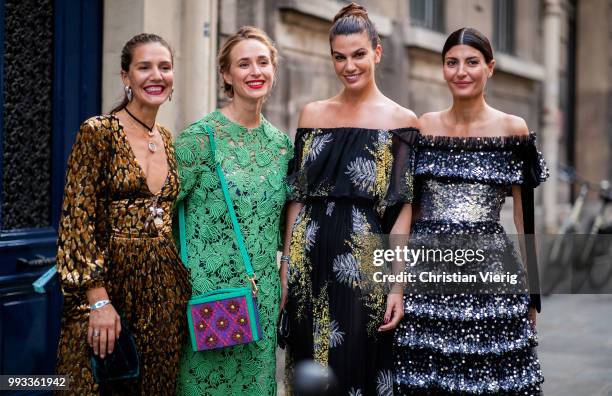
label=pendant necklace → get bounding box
[124,107,163,231]
[125,107,157,153]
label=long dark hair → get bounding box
[109,33,174,114]
[442,27,494,64]
[329,2,380,50]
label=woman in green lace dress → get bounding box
[175,27,292,395]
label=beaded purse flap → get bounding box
[186,288,262,351]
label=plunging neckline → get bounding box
[111,114,170,196]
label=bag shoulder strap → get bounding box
[206,124,255,277]
[177,124,255,279]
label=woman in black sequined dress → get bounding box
[394,28,546,395]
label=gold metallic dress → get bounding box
[55,115,191,395]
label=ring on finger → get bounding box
[93,329,100,337]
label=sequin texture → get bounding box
[56,116,191,395]
[394,133,548,395]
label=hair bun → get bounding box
[333,2,369,23]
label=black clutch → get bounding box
[277,307,290,349]
[91,319,140,384]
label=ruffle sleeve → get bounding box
[379,128,419,233]
[285,129,307,202]
[513,134,550,187]
[416,132,549,189]
[287,127,420,206]
[384,128,419,206]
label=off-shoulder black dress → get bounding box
[286,127,419,395]
[394,133,548,395]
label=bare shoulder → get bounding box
[388,102,419,129]
[418,111,443,135]
[298,100,332,128]
[419,111,441,124]
[502,113,529,136]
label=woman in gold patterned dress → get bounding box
[55,33,190,395]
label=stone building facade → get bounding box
[101,0,612,230]
[1,0,609,383]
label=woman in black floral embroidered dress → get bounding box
[281,3,419,395]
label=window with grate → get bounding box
[493,0,515,54]
[410,0,445,33]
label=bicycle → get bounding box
[541,165,590,295]
[541,166,612,294]
[579,179,612,291]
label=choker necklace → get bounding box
[125,107,157,153]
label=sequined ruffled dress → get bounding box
[174,110,293,396]
[56,115,191,395]
[394,133,548,395]
[286,127,419,395]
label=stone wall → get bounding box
[218,0,548,139]
[99,0,611,209]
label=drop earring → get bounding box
[124,85,133,101]
[169,87,174,102]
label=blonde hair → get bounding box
[217,26,279,98]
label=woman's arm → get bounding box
[56,118,121,358]
[378,203,411,332]
[378,111,419,332]
[512,185,536,327]
[508,112,539,327]
[279,201,304,311]
[278,105,315,311]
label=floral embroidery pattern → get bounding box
[175,110,293,395]
[286,127,418,394]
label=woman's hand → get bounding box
[88,303,121,359]
[528,307,537,330]
[280,279,288,312]
[378,293,404,332]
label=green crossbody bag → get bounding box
[178,124,262,351]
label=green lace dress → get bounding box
[175,109,293,396]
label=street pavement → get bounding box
[538,294,612,396]
[276,294,612,395]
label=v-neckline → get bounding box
[111,114,170,196]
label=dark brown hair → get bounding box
[217,26,278,98]
[442,27,494,64]
[109,33,174,114]
[329,2,380,49]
